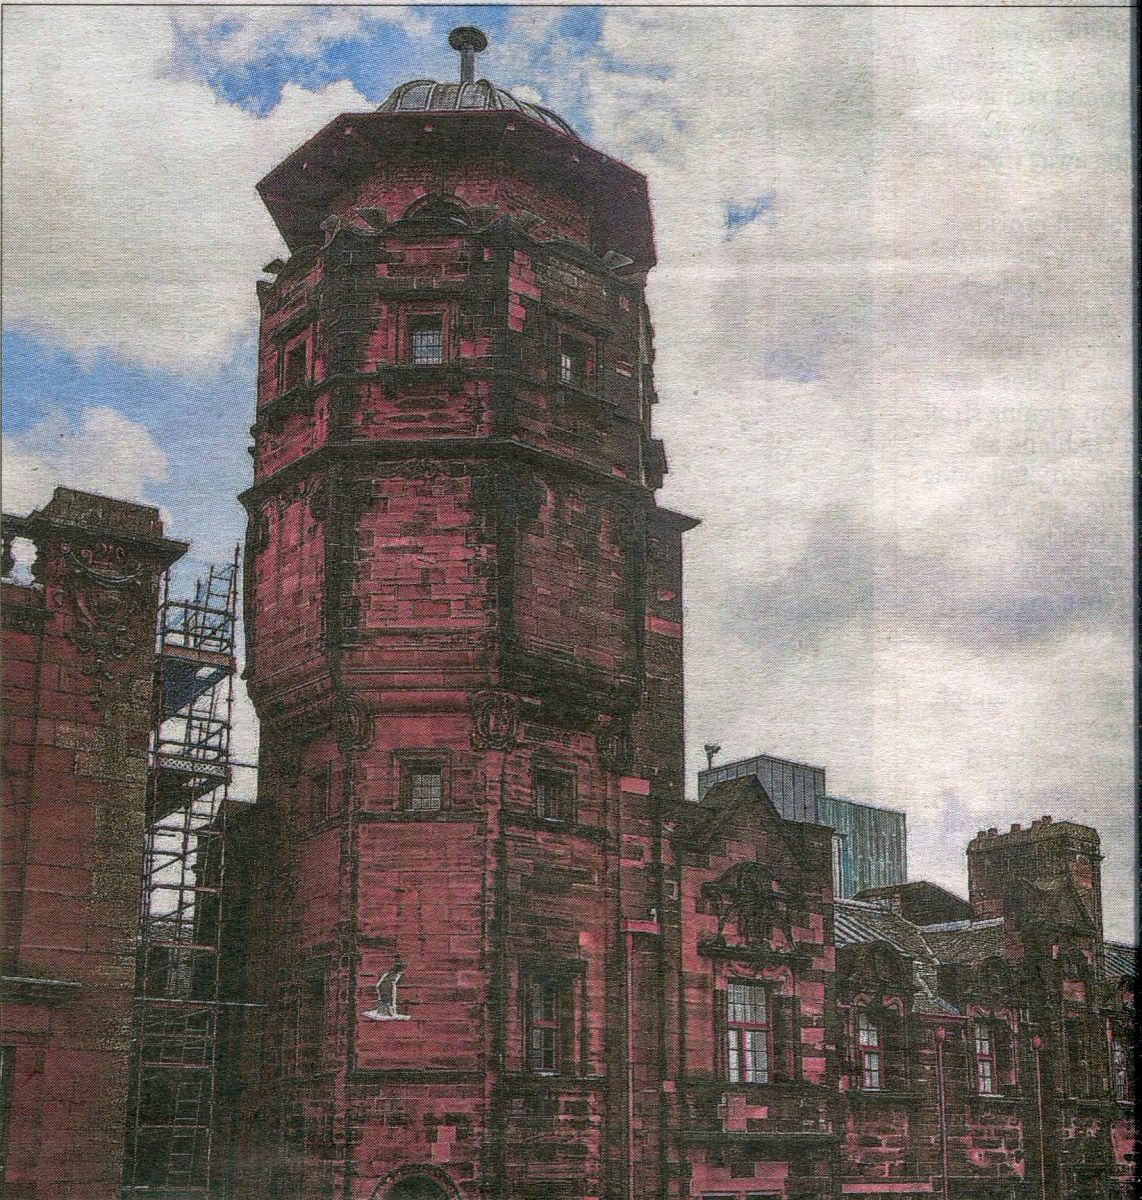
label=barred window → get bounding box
[535,769,574,822]
[410,316,443,365]
[858,1011,882,1091]
[727,982,769,1084]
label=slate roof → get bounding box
[919,918,1005,965]
[834,899,937,962]
[1104,941,1137,981]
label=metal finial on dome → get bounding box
[448,26,488,85]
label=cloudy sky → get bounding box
[2,4,1134,939]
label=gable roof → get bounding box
[672,775,797,860]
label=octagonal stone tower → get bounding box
[230,29,695,1200]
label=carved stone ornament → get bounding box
[59,540,152,702]
[470,689,519,751]
[248,508,270,554]
[334,695,374,752]
[702,863,793,950]
[597,715,634,774]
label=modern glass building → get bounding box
[697,754,907,898]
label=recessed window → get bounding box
[535,769,574,822]
[397,754,449,814]
[974,1020,996,1095]
[1065,1015,1091,1097]
[858,1011,882,1090]
[297,970,325,1071]
[307,766,332,827]
[528,979,562,1073]
[410,315,443,365]
[558,333,589,389]
[1112,1033,1132,1101]
[283,340,308,390]
[409,768,443,812]
[726,982,769,1084]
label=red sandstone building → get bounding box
[0,27,1135,1200]
[1,490,185,1198]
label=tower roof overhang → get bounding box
[257,110,656,270]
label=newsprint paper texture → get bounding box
[1,5,1136,1200]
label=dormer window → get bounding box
[410,315,443,365]
[857,1011,882,1090]
[726,982,770,1084]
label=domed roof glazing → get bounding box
[377,27,579,140]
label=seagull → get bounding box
[365,959,410,1021]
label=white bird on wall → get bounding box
[365,958,410,1021]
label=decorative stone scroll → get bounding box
[334,695,374,753]
[470,689,519,751]
[58,540,153,703]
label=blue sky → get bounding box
[3,6,1134,937]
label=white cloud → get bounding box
[514,8,1133,935]
[1,9,1131,936]
[1,8,368,370]
[170,7,431,69]
[3,405,168,513]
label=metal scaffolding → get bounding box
[124,551,240,1198]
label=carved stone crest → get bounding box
[702,863,792,950]
[597,715,634,774]
[470,689,519,751]
[58,540,152,702]
[334,695,374,752]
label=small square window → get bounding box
[558,334,589,389]
[410,316,443,365]
[535,769,574,822]
[283,341,308,390]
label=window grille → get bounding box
[410,316,443,365]
[409,769,443,812]
[558,334,588,389]
[535,769,574,822]
[528,980,562,1073]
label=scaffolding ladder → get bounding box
[123,551,240,1199]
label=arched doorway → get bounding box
[385,1174,453,1200]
